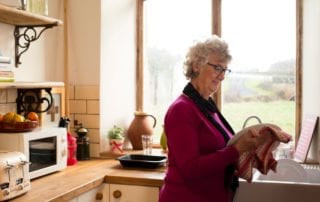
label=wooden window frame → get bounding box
[136,0,302,140]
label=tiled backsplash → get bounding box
[0,85,101,157]
[0,88,18,113]
[68,85,100,157]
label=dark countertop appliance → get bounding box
[76,124,90,160]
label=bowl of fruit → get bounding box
[0,112,39,132]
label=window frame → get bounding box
[136,0,303,142]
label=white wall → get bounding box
[302,0,320,162]
[68,0,101,85]
[302,0,320,115]
[0,23,13,61]
[0,0,136,153]
[100,0,136,150]
[66,0,136,151]
[0,0,64,82]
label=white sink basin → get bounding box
[304,164,320,183]
[252,159,319,183]
[234,161,320,202]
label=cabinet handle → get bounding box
[96,192,103,200]
[113,190,122,198]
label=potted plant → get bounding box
[108,125,125,154]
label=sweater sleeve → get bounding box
[165,98,239,181]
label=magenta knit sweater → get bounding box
[159,94,239,202]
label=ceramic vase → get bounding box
[127,111,157,150]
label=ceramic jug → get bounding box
[127,111,157,149]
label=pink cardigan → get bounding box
[159,95,239,202]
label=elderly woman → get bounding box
[158,35,266,202]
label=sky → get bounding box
[143,0,296,135]
[145,0,296,71]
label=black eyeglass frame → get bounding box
[207,63,231,74]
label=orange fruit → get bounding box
[27,112,39,122]
[0,114,3,122]
[3,112,15,122]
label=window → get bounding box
[221,0,297,135]
[138,0,300,143]
[141,0,211,140]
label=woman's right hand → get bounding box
[233,128,264,155]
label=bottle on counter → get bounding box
[59,117,77,165]
[67,132,77,165]
[76,124,90,160]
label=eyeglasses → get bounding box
[207,63,231,75]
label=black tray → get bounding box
[117,154,167,168]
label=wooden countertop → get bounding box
[11,154,166,202]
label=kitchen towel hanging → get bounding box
[228,123,292,182]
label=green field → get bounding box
[150,100,295,144]
[222,100,295,135]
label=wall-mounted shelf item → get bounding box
[16,88,53,115]
[0,81,64,115]
[0,4,63,67]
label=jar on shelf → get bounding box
[26,0,48,15]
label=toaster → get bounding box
[0,151,31,201]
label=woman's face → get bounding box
[191,54,229,99]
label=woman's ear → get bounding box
[192,63,200,73]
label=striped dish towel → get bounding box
[229,124,292,182]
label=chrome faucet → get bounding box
[242,115,262,129]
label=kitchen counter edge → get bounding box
[11,157,166,202]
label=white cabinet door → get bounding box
[109,184,159,202]
[70,184,109,202]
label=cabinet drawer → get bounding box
[69,184,109,202]
[109,184,159,202]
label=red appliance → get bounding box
[67,132,77,165]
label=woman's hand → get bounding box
[233,128,262,154]
[232,124,292,155]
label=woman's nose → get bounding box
[216,72,225,80]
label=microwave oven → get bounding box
[0,127,67,179]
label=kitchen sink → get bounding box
[234,161,320,202]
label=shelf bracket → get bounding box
[16,88,53,116]
[14,25,54,67]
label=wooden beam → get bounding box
[63,0,69,118]
[295,0,303,142]
[136,0,144,112]
[212,0,222,109]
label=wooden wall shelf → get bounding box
[0,81,64,89]
[0,81,64,116]
[0,4,62,26]
[0,4,63,67]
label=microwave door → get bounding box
[29,137,57,172]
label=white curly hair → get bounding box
[184,35,232,79]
